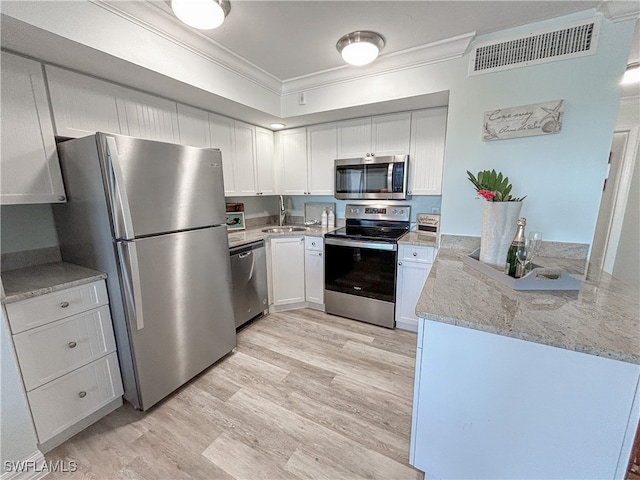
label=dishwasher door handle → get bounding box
[238,251,253,259]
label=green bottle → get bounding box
[506,217,526,277]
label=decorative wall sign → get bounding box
[482,99,564,141]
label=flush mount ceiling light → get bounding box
[171,0,230,30]
[622,62,640,84]
[337,31,385,66]
[269,123,286,129]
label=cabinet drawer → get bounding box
[13,305,117,391]
[399,245,435,264]
[6,280,109,334]
[305,236,324,251]
[27,352,123,443]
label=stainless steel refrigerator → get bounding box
[53,133,236,411]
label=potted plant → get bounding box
[467,169,525,269]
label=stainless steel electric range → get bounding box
[324,204,410,329]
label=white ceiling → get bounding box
[131,0,636,82]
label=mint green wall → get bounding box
[440,14,635,243]
[0,205,59,254]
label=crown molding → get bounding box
[281,32,475,95]
[92,0,283,95]
[93,1,474,98]
[598,1,640,22]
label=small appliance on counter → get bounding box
[417,213,440,240]
[304,202,336,227]
[226,202,245,231]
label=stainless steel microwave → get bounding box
[335,155,409,200]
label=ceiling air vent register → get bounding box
[469,17,601,76]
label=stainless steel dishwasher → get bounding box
[229,240,268,328]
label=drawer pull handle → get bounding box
[413,252,418,257]
[60,301,70,308]
[68,341,77,349]
[78,391,87,398]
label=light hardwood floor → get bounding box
[45,309,424,480]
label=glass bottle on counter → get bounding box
[506,217,526,278]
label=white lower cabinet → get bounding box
[6,279,123,451]
[395,244,436,331]
[270,236,306,306]
[304,237,324,306]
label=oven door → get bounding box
[324,238,397,302]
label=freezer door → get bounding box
[117,225,236,410]
[102,133,226,239]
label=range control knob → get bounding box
[399,209,405,215]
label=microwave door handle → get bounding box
[387,163,394,195]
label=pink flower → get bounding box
[478,189,496,201]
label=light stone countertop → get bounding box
[228,224,340,248]
[2,262,107,304]
[397,232,439,247]
[416,247,640,364]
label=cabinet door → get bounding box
[279,128,308,195]
[1,53,66,204]
[395,261,432,330]
[255,127,276,195]
[209,113,236,196]
[233,121,258,195]
[116,89,180,143]
[271,237,305,305]
[46,66,122,138]
[177,104,211,148]
[372,112,411,156]
[307,124,336,195]
[337,117,371,158]
[305,250,324,305]
[409,108,448,195]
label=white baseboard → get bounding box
[1,450,47,480]
[396,318,419,332]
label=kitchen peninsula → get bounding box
[410,237,640,479]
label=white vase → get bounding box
[479,201,523,269]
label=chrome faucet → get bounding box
[279,195,286,226]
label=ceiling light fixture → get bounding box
[270,123,286,130]
[622,62,640,84]
[171,0,230,30]
[337,31,385,66]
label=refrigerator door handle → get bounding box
[117,241,145,331]
[106,136,135,240]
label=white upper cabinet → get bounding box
[177,104,210,148]
[337,112,411,158]
[233,121,258,195]
[372,113,412,156]
[209,113,236,196]
[1,53,66,204]
[337,117,372,158]
[255,127,276,195]
[116,90,180,144]
[409,108,448,195]
[46,66,122,138]
[307,123,336,195]
[278,128,309,195]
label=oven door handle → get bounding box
[325,237,397,251]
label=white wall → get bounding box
[1,309,40,474]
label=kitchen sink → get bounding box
[261,226,308,233]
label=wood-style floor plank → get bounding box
[45,309,423,480]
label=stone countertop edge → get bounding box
[415,247,640,365]
[397,232,439,247]
[228,224,340,248]
[2,262,107,304]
